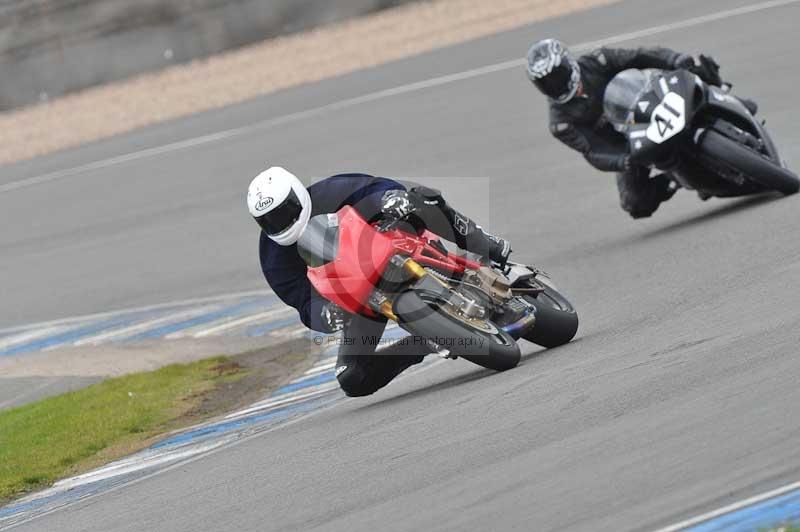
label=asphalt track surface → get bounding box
[3,0,800,530]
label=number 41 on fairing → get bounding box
[646,92,686,144]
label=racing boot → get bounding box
[658,174,680,202]
[617,167,677,219]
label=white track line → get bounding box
[655,478,800,531]
[1,0,797,197]
[572,0,800,52]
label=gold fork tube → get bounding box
[379,300,399,322]
[402,259,427,279]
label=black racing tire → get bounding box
[392,290,521,372]
[520,277,579,349]
[699,129,800,195]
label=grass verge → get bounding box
[763,525,800,532]
[0,356,244,502]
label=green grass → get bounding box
[762,525,800,532]
[0,357,242,501]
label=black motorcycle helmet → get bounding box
[526,39,581,104]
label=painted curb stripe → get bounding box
[190,307,294,338]
[0,289,274,335]
[123,299,270,341]
[687,487,800,531]
[224,383,341,420]
[0,325,70,353]
[244,316,303,337]
[0,312,154,356]
[0,349,445,526]
[151,398,334,450]
[271,372,336,396]
[658,480,800,532]
[73,305,218,346]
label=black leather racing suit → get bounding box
[548,46,687,218]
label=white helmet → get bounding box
[247,166,312,246]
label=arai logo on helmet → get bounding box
[255,197,273,212]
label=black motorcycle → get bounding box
[603,68,799,197]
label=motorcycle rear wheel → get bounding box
[393,290,521,372]
[520,277,579,348]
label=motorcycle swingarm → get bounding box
[510,285,544,296]
[505,262,538,287]
[505,264,545,295]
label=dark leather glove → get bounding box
[690,54,723,86]
[380,189,416,221]
[320,302,349,333]
[673,53,696,70]
[380,188,430,233]
[617,154,633,172]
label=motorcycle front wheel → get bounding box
[699,129,800,195]
[392,290,521,372]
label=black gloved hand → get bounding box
[618,154,633,172]
[673,53,696,70]
[672,53,723,86]
[379,189,425,233]
[380,189,416,221]
[694,54,723,86]
[678,54,722,86]
[698,54,720,72]
[321,302,349,333]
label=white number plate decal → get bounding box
[645,92,686,144]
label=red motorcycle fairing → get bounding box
[307,207,394,316]
[306,206,482,317]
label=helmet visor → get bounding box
[532,61,575,100]
[256,188,304,236]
